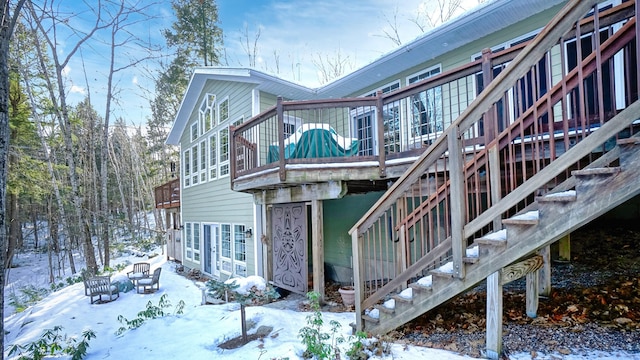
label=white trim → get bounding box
[406,64,442,86]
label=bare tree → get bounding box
[26,0,119,275]
[240,23,261,68]
[411,0,463,32]
[311,48,354,85]
[378,0,469,46]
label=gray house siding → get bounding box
[179,80,258,278]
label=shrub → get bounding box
[299,292,345,359]
[115,294,185,335]
[8,325,96,360]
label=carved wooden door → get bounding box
[272,202,307,294]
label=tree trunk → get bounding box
[5,192,19,275]
[31,200,39,250]
[0,1,27,357]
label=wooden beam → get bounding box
[448,128,466,279]
[558,233,571,261]
[526,270,539,318]
[255,181,347,205]
[265,206,273,283]
[500,255,544,285]
[311,200,325,302]
[538,246,552,296]
[486,271,503,359]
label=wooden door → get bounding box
[272,202,307,294]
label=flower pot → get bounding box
[338,287,355,306]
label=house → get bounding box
[159,0,639,356]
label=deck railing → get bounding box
[230,1,636,188]
[347,0,639,329]
[154,178,181,209]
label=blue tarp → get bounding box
[268,124,359,163]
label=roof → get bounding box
[166,0,566,145]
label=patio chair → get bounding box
[127,262,150,284]
[86,276,119,304]
[136,268,161,294]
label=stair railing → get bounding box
[348,0,640,331]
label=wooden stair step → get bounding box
[536,190,577,203]
[502,210,539,225]
[572,167,620,176]
[463,256,479,264]
[362,314,380,325]
[430,269,454,278]
[409,282,433,293]
[374,304,395,314]
[476,229,507,246]
[392,294,413,305]
[617,137,640,145]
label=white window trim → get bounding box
[408,64,444,147]
[218,223,247,277]
[360,80,401,97]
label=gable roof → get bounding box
[167,0,566,145]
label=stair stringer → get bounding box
[362,144,640,335]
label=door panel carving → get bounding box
[272,203,307,294]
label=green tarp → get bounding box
[268,125,359,163]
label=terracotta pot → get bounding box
[338,287,355,306]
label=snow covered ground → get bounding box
[4,249,640,359]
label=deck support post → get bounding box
[559,233,571,261]
[538,245,551,296]
[486,271,503,359]
[448,128,466,279]
[526,270,539,318]
[352,230,364,331]
[311,199,325,301]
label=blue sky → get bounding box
[59,0,480,127]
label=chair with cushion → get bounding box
[136,268,161,294]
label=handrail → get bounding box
[346,0,640,331]
[349,0,600,236]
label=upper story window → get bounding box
[220,98,229,124]
[200,94,216,134]
[183,93,234,188]
[362,81,400,97]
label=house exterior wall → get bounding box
[322,192,385,284]
[179,80,257,279]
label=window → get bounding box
[220,98,229,124]
[209,133,217,179]
[184,93,233,185]
[193,223,200,262]
[408,66,443,142]
[183,149,191,187]
[354,80,401,155]
[200,140,207,183]
[363,81,400,97]
[216,223,247,276]
[219,127,229,176]
[221,224,232,273]
[185,223,193,260]
[234,225,247,276]
[200,94,216,133]
[191,144,199,185]
[191,122,199,142]
[184,222,200,263]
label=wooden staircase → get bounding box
[348,1,640,356]
[361,136,640,334]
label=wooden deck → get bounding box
[230,1,638,201]
[154,178,180,209]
